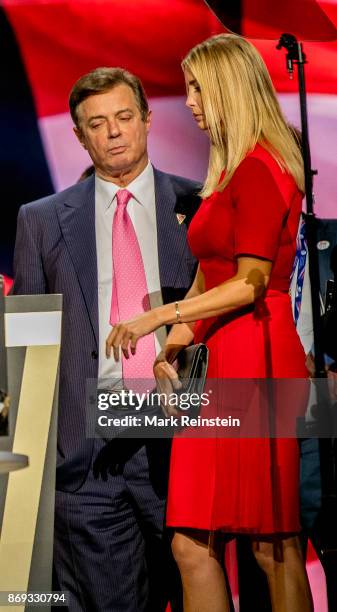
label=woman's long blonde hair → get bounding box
[182,34,304,197]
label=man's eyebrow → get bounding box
[88,115,105,122]
[115,108,134,115]
[87,108,134,122]
[188,79,198,86]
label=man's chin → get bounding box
[96,162,134,184]
[108,163,133,177]
[101,158,131,175]
[96,154,148,183]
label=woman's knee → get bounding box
[251,540,279,575]
[251,536,304,576]
[171,531,210,575]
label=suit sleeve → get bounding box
[231,157,288,262]
[12,206,47,295]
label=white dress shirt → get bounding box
[95,162,163,384]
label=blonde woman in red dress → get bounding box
[106,34,313,611]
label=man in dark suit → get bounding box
[12,67,200,611]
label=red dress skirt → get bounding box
[166,145,308,534]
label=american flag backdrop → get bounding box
[1,0,337,276]
[1,1,336,608]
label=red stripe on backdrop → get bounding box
[251,38,337,95]
[241,0,337,40]
[2,0,337,119]
[2,0,222,117]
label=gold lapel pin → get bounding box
[176,213,186,225]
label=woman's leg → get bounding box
[172,529,231,611]
[251,535,313,612]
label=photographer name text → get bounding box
[97,414,240,428]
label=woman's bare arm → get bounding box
[160,264,205,363]
[106,256,271,359]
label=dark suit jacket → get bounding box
[12,168,200,491]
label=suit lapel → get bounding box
[154,169,189,293]
[55,170,196,346]
[56,177,99,347]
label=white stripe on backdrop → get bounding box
[39,94,337,221]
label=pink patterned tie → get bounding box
[110,189,156,386]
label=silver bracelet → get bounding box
[175,301,182,324]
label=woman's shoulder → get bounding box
[240,143,282,177]
[231,144,301,209]
[233,144,298,195]
[230,145,279,189]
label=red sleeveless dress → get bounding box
[166,145,308,534]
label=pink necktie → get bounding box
[110,189,156,386]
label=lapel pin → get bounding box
[176,213,186,225]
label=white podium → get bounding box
[0,294,62,611]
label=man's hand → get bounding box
[305,352,315,377]
[328,369,337,402]
[306,351,337,402]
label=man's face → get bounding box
[74,84,151,184]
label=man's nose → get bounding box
[107,120,121,137]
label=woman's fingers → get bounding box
[159,361,182,392]
[112,326,126,361]
[130,334,138,355]
[155,366,173,411]
[164,404,180,417]
[154,360,182,416]
[121,331,138,359]
[106,325,139,360]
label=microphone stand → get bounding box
[277,33,337,611]
[276,34,324,375]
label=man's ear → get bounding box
[145,110,152,133]
[73,126,86,149]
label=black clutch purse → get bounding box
[176,343,209,414]
[94,343,209,439]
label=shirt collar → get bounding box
[95,161,154,211]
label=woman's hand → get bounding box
[154,351,182,417]
[106,310,162,361]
